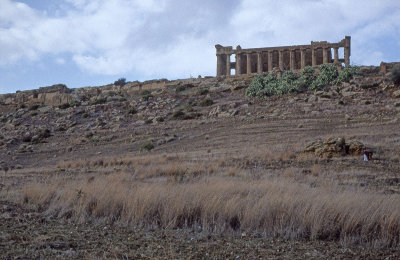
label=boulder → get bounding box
[393,90,400,98]
[304,137,365,158]
[347,141,365,155]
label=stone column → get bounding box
[268,51,273,72]
[311,48,316,66]
[289,50,295,70]
[344,47,350,66]
[322,48,328,64]
[300,48,306,69]
[278,50,284,70]
[226,54,231,76]
[235,53,241,75]
[333,47,339,64]
[257,52,263,73]
[344,35,351,67]
[216,54,223,76]
[246,53,252,74]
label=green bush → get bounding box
[90,98,107,105]
[114,78,126,87]
[29,104,40,111]
[279,71,300,94]
[297,66,316,90]
[336,66,360,84]
[246,72,299,97]
[141,90,151,96]
[199,98,214,106]
[140,141,154,151]
[175,85,186,92]
[390,64,400,85]
[58,103,70,109]
[198,88,209,95]
[128,107,137,114]
[246,64,359,97]
[140,90,153,101]
[246,74,265,97]
[310,64,338,90]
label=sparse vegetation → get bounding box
[198,88,209,95]
[310,64,338,90]
[140,141,154,151]
[199,98,213,106]
[246,64,360,97]
[141,90,153,101]
[171,109,197,120]
[175,85,186,92]
[23,157,400,246]
[336,66,360,84]
[127,107,137,114]
[28,104,40,111]
[90,98,107,105]
[114,78,126,87]
[58,103,70,109]
[390,64,400,84]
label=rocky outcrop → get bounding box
[305,137,365,158]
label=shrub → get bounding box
[58,103,70,109]
[310,64,338,90]
[140,90,151,96]
[175,85,186,92]
[336,66,360,84]
[246,74,265,97]
[28,104,40,111]
[390,64,400,85]
[246,72,299,97]
[297,66,316,90]
[140,141,154,151]
[199,98,214,107]
[360,82,379,89]
[128,107,137,115]
[246,64,358,97]
[114,78,126,87]
[140,90,153,101]
[279,71,300,94]
[198,88,209,95]
[90,98,107,105]
[31,128,51,144]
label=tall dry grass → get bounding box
[23,172,400,247]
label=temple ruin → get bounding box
[216,36,351,76]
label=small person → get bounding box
[362,149,373,161]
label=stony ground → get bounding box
[1,70,400,258]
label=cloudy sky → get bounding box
[1,0,399,94]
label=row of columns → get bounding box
[217,46,350,76]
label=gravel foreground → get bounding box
[1,201,399,259]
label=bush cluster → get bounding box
[391,64,400,85]
[114,78,126,87]
[246,65,359,97]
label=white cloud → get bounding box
[0,0,399,80]
[55,57,66,64]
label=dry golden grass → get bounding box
[23,168,400,247]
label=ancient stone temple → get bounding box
[215,36,351,76]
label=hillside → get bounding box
[1,65,400,258]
